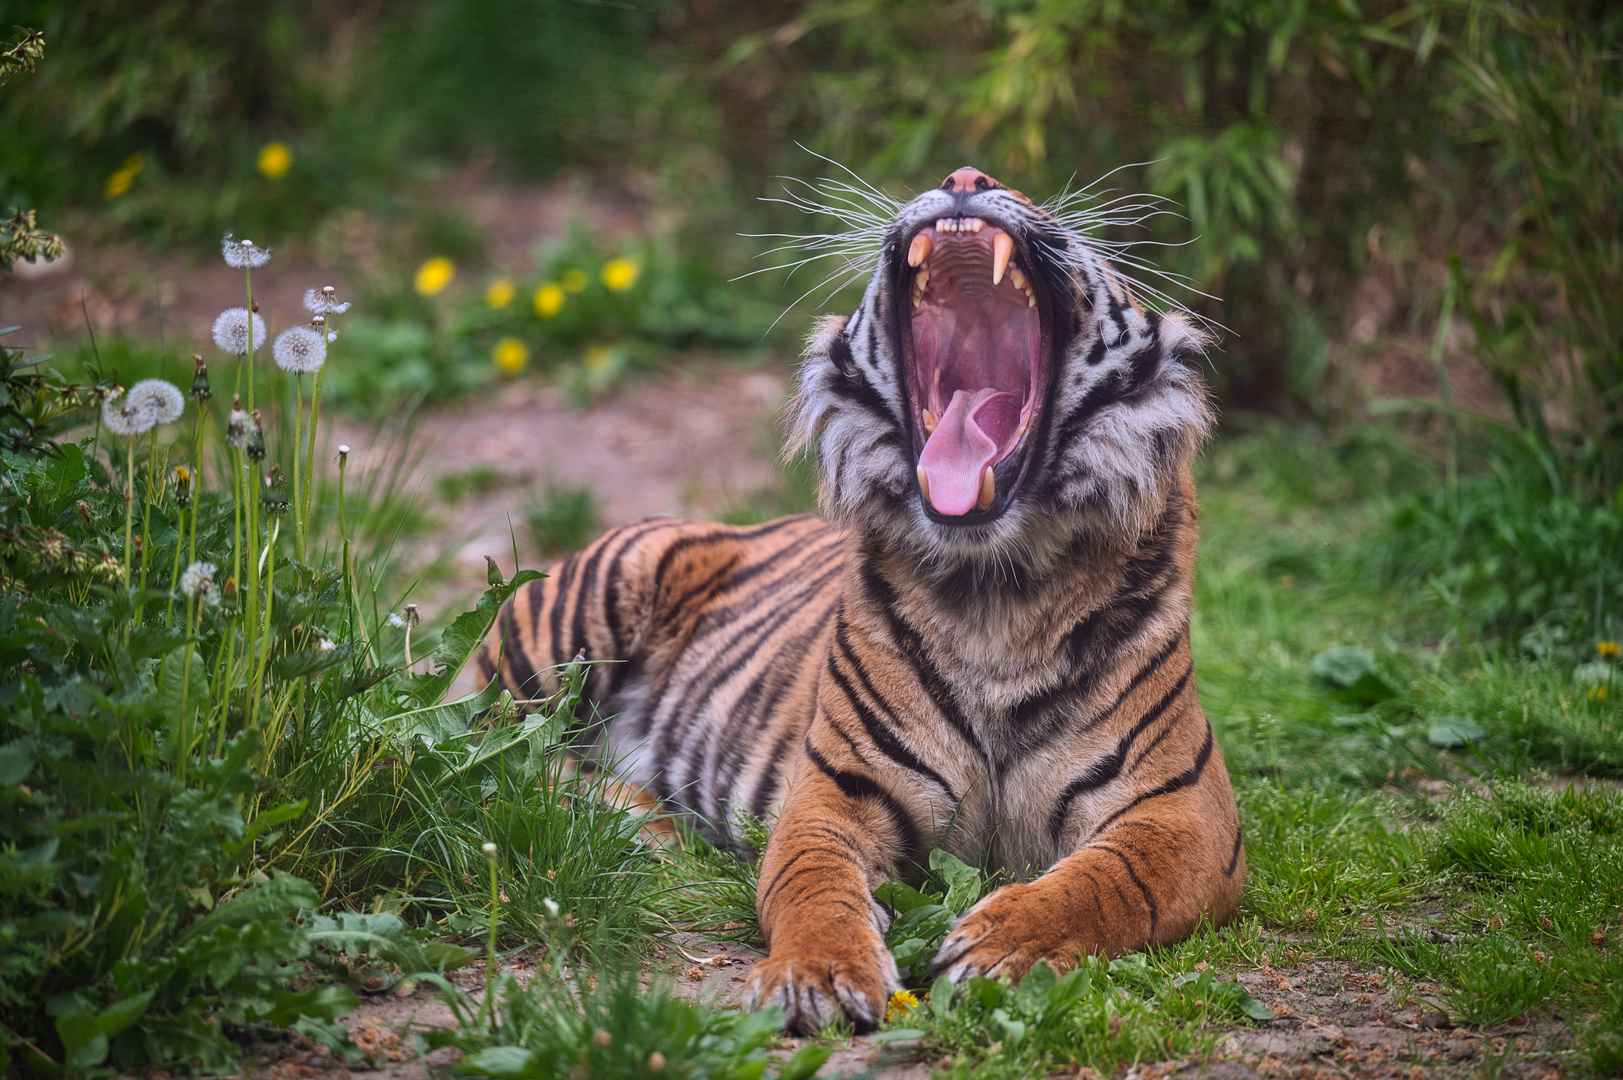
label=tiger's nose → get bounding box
[942,167,999,194]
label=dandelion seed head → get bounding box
[127,379,185,426]
[482,842,498,857]
[314,636,335,654]
[102,396,154,437]
[386,612,407,628]
[304,286,352,315]
[221,233,272,269]
[212,307,267,356]
[542,898,560,919]
[180,561,221,605]
[226,398,253,449]
[273,325,327,374]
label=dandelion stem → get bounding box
[304,363,325,551]
[292,373,305,563]
[244,267,255,413]
[121,439,135,622]
[485,842,500,1026]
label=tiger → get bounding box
[474,166,1245,1034]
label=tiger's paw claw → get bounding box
[931,884,1050,985]
[743,950,899,1035]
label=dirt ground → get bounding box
[238,941,1573,1080]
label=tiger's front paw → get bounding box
[742,933,901,1035]
[931,882,1069,984]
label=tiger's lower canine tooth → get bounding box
[992,232,1014,285]
[908,233,932,267]
[977,466,995,509]
[917,466,931,502]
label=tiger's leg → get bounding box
[741,738,909,1034]
[931,728,1245,981]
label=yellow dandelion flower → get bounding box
[601,257,640,292]
[415,257,455,296]
[493,337,529,376]
[534,282,565,319]
[885,988,920,1022]
[1591,685,1609,701]
[561,269,589,294]
[584,345,614,374]
[1598,640,1621,659]
[257,142,292,179]
[486,278,515,309]
[104,154,143,199]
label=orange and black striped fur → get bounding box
[475,167,1244,1033]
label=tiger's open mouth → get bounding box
[902,216,1046,520]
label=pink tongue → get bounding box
[919,388,1020,516]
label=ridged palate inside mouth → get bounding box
[908,218,1041,517]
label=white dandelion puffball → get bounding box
[126,379,185,426]
[180,561,220,604]
[221,233,272,269]
[386,611,407,629]
[226,407,253,449]
[212,307,267,356]
[304,287,352,315]
[103,396,154,437]
[273,325,326,373]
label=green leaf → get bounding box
[966,975,1004,1008]
[1310,645,1377,688]
[407,569,545,706]
[871,1028,925,1044]
[778,1043,833,1079]
[888,903,953,943]
[875,879,938,914]
[929,849,983,914]
[54,1008,108,1070]
[0,740,35,785]
[96,990,153,1037]
[1238,990,1276,1020]
[1427,716,1485,748]
[890,937,928,969]
[375,677,503,749]
[459,1045,542,1078]
[263,985,359,1026]
[930,975,956,1019]
[421,940,481,972]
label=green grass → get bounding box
[525,483,601,556]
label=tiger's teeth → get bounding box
[977,467,995,509]
[968,217,984,233]
[992,233,1013,286]
[917,466,931,502]
[908,233,932,267]
[1009,266,1027,291]
[923,409,936,435]
[936,218,951,233]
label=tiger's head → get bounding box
[789,166,1214,574]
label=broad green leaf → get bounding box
[1427,716,1485,748]
[929,849,983,914]
[870,1028,925,1044]
[875,879,938,914]
[890,937,928,969]
[930,975,956,1019]
[889,903,953,943]
[55,1008,108,1070]
[778,1043,833,1079]
[263,985,359,1026]
[1310,645,1377,688]
[966,975,1004,1008]
[376,677,503,750]
[0,740,35,785]
[97,989,153,1037]
[407,568,545,706]
[459,1045,542,1078]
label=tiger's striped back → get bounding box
[475,515,843,844]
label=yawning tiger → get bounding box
[476,166,1244,1033]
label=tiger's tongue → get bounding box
[919,387,1021,516]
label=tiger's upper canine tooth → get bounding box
[908,233,933,268]
[991,232,1014,286]
[977,466,995,509]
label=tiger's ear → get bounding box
[784,314,850,460]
